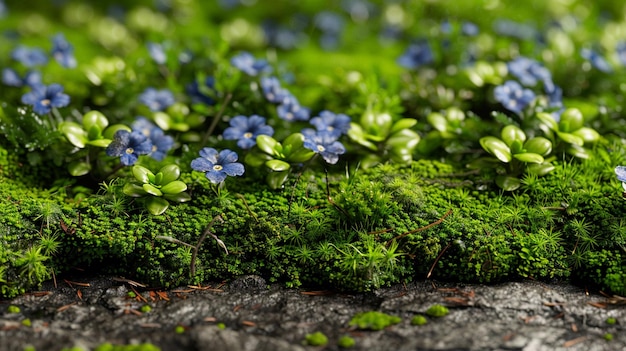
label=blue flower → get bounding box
[494,80,535,115]
[12,46,48,67]
[139,88,175,112]
[462,21,479,36]
[106,130,153,166]
[51,33,77,68]
[147,42,167,65]
[191,148,245,184]
[302,129,346,165]
[223,115,274,149]
[397,41,434,69]
[617,42,626,66]
[131,117,174,161]
[230,52,271,76]
[309,110,351,137]
[2,68,41,87]
[581,48,612,73]
[507,57,554,90]
[21,83,70,115]
[493,19,537,40]
[277,97,310,122]
[186,76,216,105]
[260,76,291,104]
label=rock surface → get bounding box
[1,276,624,351]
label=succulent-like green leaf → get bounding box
[348,122,378,151]
[256,135,280,156]
[132,165,153,184]
[160,180,187,194]
[362,111,392,136]
[387,129,420,150]
[513,153,544,163]
[123,183,148,197]
[480,136,512,163]
[159,164,181,184]
[267,170,290,189]
[571,127,600,144]
[266,159,291,171]
[153,112,173,131]
[145,197,169,215]
[559,108,583,133]
[102,124,131,140]
[523,137,552,156]
[536,112,558,131]
[495,175,521,191]
[288,148,315,163]
[427,113,448,132]
[59,122,88,148]
[68,161,91,176]
[82,110,108,131]
[566,144,591,159]
[556,131,584,146]
[163,192,192,203]
[86,138,112,148]
[142,183,163,197]
[526,162,555,176]
[501,125,525,147]
[245,151,273,167]
[390,118,417,135]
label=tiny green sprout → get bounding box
[23,346,36,351]
[425,304,449,318]
[21,318,32,327]
[304,331,328,346]
[127,291,137,298]
[8,305,21,313]
[606,317,617,325]
[411,314,428,326]
[140,304,152,313]
[349,311,401,331]
[217,322,226,329]
[174,325,186,334]
[338,335,356,348]
[604,333,614,341]
[123,164,191,215]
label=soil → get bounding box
[1,275,624,351]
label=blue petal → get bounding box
[206,170,227,184]
[120,153,138,166]
[191,157,214,172]
[218,149,239,163]
[199,147,218,163]
[615,166,626,182]
[222,162,245,176]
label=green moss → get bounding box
[411,315,428,326]
[338,335,356,348]
[349,311,401,331]
[425,304,449,318]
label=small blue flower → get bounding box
[277,97,310,122]
[230,52,271,76]
[260,76,292,104]
[186,76,216,105]
[617,42,626,66]
[2,68,41,87]
[51,33,77,68]
[309,110,351,137]
[397,41,434,69]
[223,115,274,149]
[461,21,479,36]
[581,48,612,73]
[131,117,174,161]
[147,42,167,65]
[493,19,537,40]
[106,130,153,166]
[494,80,535,115]
[139,88,175,112]
[507,57,553,90]
[191,148,245,184]
[302,129,346,165]
[21,83,70,115]
[615,166,626,182]
[12,46,48,67]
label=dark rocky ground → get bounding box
[1,275,625,351]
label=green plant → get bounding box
[338,335,356,348]
[349,311,401,330]
[123,164,191,215]
[304,331,329,346]
[425,304,449,317]
[536,108,601,159]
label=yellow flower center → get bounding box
[41,99,51,106]
[213,165,223,171]
[243,132,253,139]
[317,145,325,152]
[125,148,134,154]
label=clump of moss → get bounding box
[304,331,328,346]
[425,304,449,318]
[349,311,401,331]
[411,314,428,326]
[338,335,356,348]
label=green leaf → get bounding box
[387,129,420,150]
[82,110,108,131]
[153,112,173,131]
[556,131,584,146]
[283,133,305,149]
[256,135,280,156]
[159,164,181,184]
[348,123,377,151]
[163,192,192,203]
[480,136,512,163]
[145,197,169,215]
[566,144,591,159]
[288,148,315,163]
[266,170,290,189]
[160,180,187,194]
[526,162,555,176]
[495,175,521,191]
[102,124,131,139]
[501,125,525,147]
[427,113,448,132]
[559,108,583,133]
[389,118,417,135]
[59,122,88,148]
[154,172,164,185]
[572,127,600,144]
[68,161,91,176]
[523,137,552,156]
[86,138,112,148]
[513,153,544,163]
[362,111,392,136]
[245,151,272,167]
[265,159,291,171]
[142,183,163,197]
[123,183,148,197]
[132,165,153,184]
[536,112,558,131]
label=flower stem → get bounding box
[201,92,232,148]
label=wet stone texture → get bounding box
[0,276,625,351]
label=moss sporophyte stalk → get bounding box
[1,0,626,298]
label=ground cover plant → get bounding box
[1,0,626,298]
